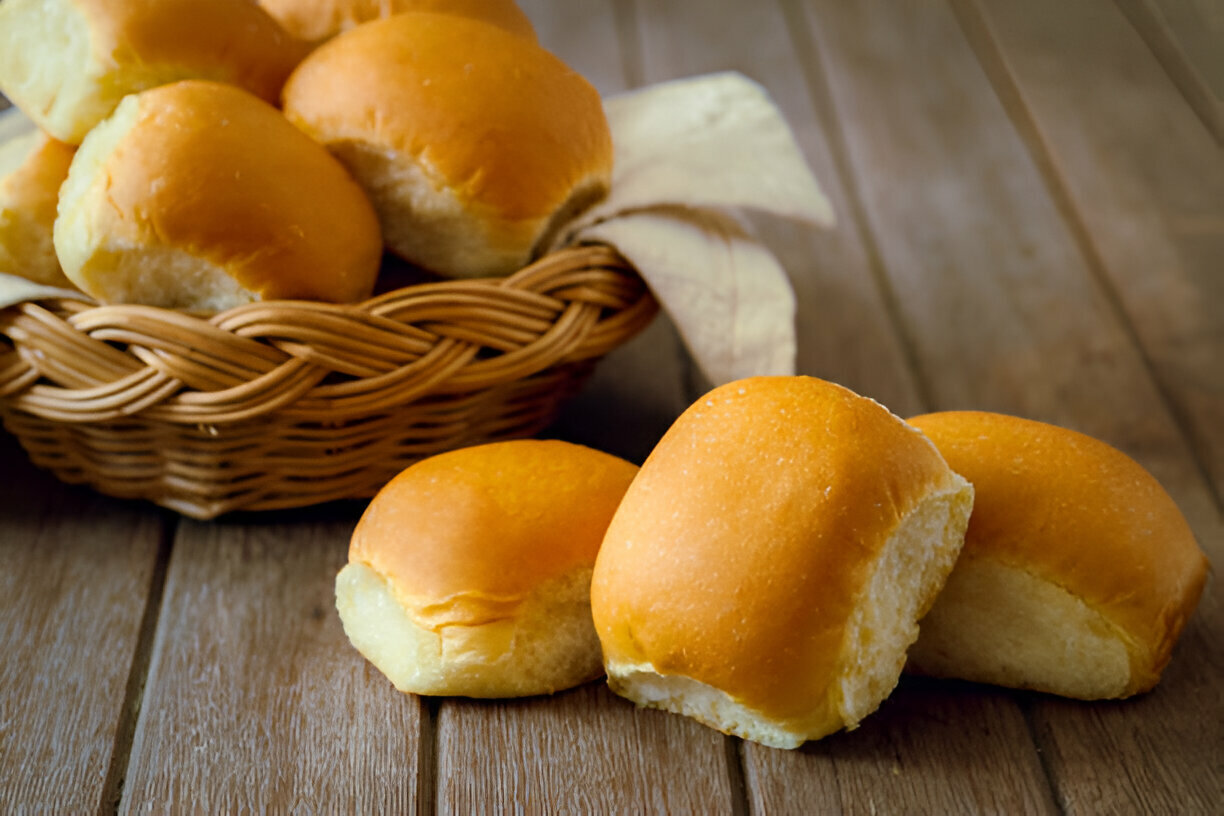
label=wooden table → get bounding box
[2,0,1221,812]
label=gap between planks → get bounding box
[724,737,750,816]
[1112,0,1224,145]
[1016,695,1072,816]
[96,512,177,816]
[417,697,440,816]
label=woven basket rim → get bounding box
[0,243,656,517]
[0,243,655,426]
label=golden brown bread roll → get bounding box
[54,80,382,311]
[907,411,1209,699]
[590,377,975,749]
[337,440,638,698]
[0,129,76,288]
[281,12,612,279]
[258,0,536,46]
[0,0,308,145]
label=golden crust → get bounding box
[591,376,968,733]
[349,439,638,623]
[281,12,611,276]
[70,0,307,99]
[56,80,382,307]
[0,131,76,287]
[907,410,1209,694]
[0,0,308,144]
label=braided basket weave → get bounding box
[0,244,655,519]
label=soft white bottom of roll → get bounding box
[327,139,605,279]
[336,561,603,698]
[609,667,808,749]
[606,482,973,748]
[908,557,1131,699]
[329,140,525,278]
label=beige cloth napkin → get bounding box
[557,71,835,385]
[0,273,89,309]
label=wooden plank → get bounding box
[438,684,736,812]
[0,433,167,813]
[1114,0,1224,143]
[799,0,1224,812]
[119,515,423,813]
[629,0,1056,812]
[959,0,1224,508]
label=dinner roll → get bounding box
[282,12,612,279]
[258,0,536,46]
[0,0,308,145]
[907,411,1209,699]
[590,377,975,749]
[337,440,638,698]
[54,80,382,311]
[0,129,76,288]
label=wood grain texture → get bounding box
[963,0,1224,509]
[1114,0,1224,142]
[119,516,423,813]
[0,434,166,814]
[1,0,1220,812]
[801,0,1224,812]
[748,679,1058,816]
[437,684,736,813]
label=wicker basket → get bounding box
[0,245,655,519]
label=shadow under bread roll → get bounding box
[591,376,975,749]
[0,129,76,288]
[337,440,638,698]
[907,411,1209,699]
[54,80,382,311]
[0,0,309,145]
[258,0,537,47]
[281,12,611,279]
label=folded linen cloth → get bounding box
[556,71,835,385]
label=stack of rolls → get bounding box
[333,376,1208,750]
[0,0,612,309]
